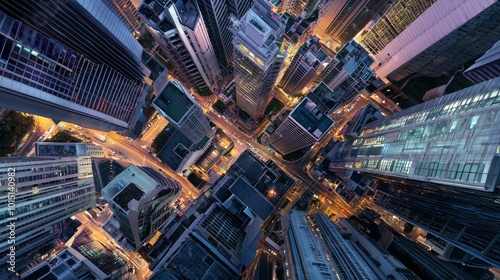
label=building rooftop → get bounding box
[113,183,144,211]
[229,176,275,220]
[291,98,334,139]
[154,81,193,122]
[232,151,265,184]
[308,82,337,112]
[177,0,199,30]
[156,128,194,171]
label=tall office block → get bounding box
[152,80,214,172]
[317,40,374,106]
[371,177,500,268]
[102,165,181,249]
[281,210,337,280]
[331,77,500,192]
[314,0,389,45]
[102,0,143,36]
[312,214,418,279]
[0,157,95,270]
[226,0,252,20]
[153,80,213,144]
[463,40,500,84]
[0,2,151,133]
[231,0,286,120]
[360,0,436,55]
[373,0,500,82]
[196,0,233,69]
[243,249,277,280]
[279,36,329,95]
[139,0,220,93]
[151,81,214,173]
[269,97,334,155]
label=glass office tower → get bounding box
[331,77,500,192]
[231,0,286,120]
[0,157,96,270]
[0,1,151,133]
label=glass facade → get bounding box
[372,175,500,267]
[360,0,436,55]
[332,77,500,191]
[0,157,95,268]
[0,2,149,131]
[231,1,286,120]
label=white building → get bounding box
[139,0,220,93]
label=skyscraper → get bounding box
[331,77,500,192]
[102,165,181,249]
[196,0,233,69]
[0,157,96,270]
[311,214,418,279]
[153,80,214,144]
[279,36,329,95]
[139,0,220,93]
[315,0,389,45]
[0,2,151,133]
[152,80,214,172]
[372,0,500,82]
[269,97,334,155]
[231,0,286,120]
[226,0,253,20]
[371,177,500,267]
[102,0,144,36]
[281,210,337,280]
[360,0,437,56]
[317,40,374,107]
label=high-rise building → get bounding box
[226,0,253,20]
[463,40,500,84]
[372,0,500,82]
[153,80,214,144]
[281,210,338,280]
[139,0,220,93]
[35,142,104,158]
[0,2,151,133]
[0,157,96,270]
[312,214,419,279]
[152,80,214,172]
[331,77,500,192]
[279,36,329,95]
[314,0,389,45]
[150,200,246,279]
[102,0,144,36]
[231,0,286,120]
[243,249,277,280]
[102,165,181,249]
[371,177,500,268]
[317,40,375,107]
[196,0,233,69]
[360,0,436,56]
[269,97,334,155]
